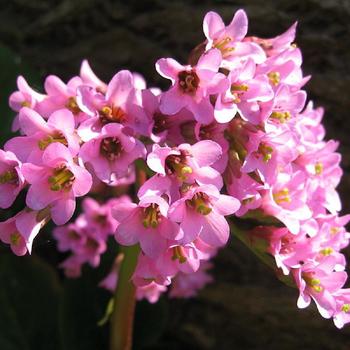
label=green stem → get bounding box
[109,244,140,350]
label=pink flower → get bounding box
[169,184,240,246]
[9,76,45,131]
[293,256,347,319]
[203,10,265,65]
[113,195,180,258]
[262,171,312,234]
[146,140,223,191]
[5,107,80,164]
[0,209,49,256]
[0,149,25,208]
[22,143,92,225]
[246,22,297,57]
[214,58,274,124]
[79,123,145,183]
[156,48,227,124]
[53,221,87,253]
[77,70,148,138]
[36,74,86,122]
[333,289,350,328]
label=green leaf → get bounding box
[0,254,61,350]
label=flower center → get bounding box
[270,111,291,123]
[171,246,187,263]
[178,70,200,95]
[187,192,212,215]
[99,105,126,124]
[66,96,81,115]
[68,230,81,240]
[342,304,350,313]
[273,188,291,204]
[213,37,235,57]
[320,247,333,256]
[153,112,170,134]
[38,131,68,150]
[315,162,323,175]
[257,142,273,162]
[10,232,21,246]
[267,71,280,86]
[302,273,323,293]
[100,137,123,161]
[165,153,192,180]
[0,169,18,185]
[48,165,75,191]
[142,204,161,229]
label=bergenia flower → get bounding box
[156,48,227,124]
[21,143,92,225]
[0,149,25,208]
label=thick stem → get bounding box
[109,244,140,350]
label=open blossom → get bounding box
[169,184,240,246]
[0,208,49,256]
[79,123,145,183]
[113,195,180,258]
[146,140,223,191]
[203,10,265,65]
[77,69,148,138]
[156,48,227,124]
[5,107,80,164]
[21,143,92,225]
[293,256,347,319]
[0,149,25,208]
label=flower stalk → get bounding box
[109,244,140,350]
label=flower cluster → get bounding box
[0,9,349,326]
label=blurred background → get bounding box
[0,0,350,349]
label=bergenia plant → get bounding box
[1,8,349,350]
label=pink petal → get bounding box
[226,9,248,41]
[106,70,134,105]
[199,212,229,247]
[155,58,184,82]
[159,88,187,115]
[47,109,75,133]
[197,48,222,72]
[115,210,142,246]
[42,143,73,166]
[51,196,76,225]
[26,183,60,210]
[203,11,225,40]
[215,195,240,216]
[19,107,50,135]
[71,164,93,197]
[191,140,222,167]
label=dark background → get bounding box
[0,1,350,349]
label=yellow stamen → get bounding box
[273,188,291,204]
[187,193,212,215]
[270,111,291,123]
[330,227,340,235]
[320,247,333,256]
[315,162,323,175]
[213,37,235,57]
[38,133,68,150]
[0,170,18,184]
[172,246,187,263]
[342,304,350,313]
[48,166,75,191]
[267,71,280,86]
[21,100,31,107]
[66,96,81,115]
[10,232,21,246]
[231,84,249,92]
[258,143,274,162]
[142,204,161,229]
